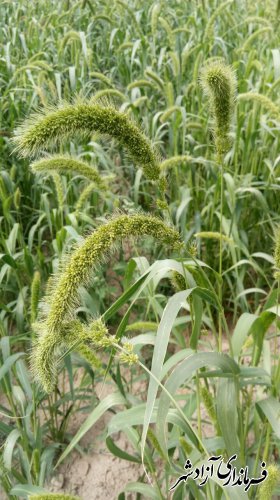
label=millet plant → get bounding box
[7,59,279,499]
[1,1,280,499]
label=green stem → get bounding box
[252,423,265,477]
[196,375,202,440]
[218,155,224,353]
[263,424,271,463]
[243,387,253,459]
[181,248,233,355]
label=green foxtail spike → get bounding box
[201,61,236,156]
[13,100,160,180]
[31,213,182,392]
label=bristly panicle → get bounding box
[32,214,182,392]
[237,92,280,118]
[258,464,280,500]
[160,155,193,171]
[13,100,160,180]
[170,271,186,292]
[200,61,237,156]
[30,271,41,323]
[30,318,111,393]
[30,322,63,394]
[200,386,218,429]
[31,155,107,190]
[119,342,138,365]
[45,213,183,335]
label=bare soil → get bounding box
[48,378,145,499]
[48,412,142,499]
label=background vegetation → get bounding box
[0,0,279,498]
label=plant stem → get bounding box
[263,424,271,463]
[218,155,224,353]
[252,423,265,477]
[196,374,202,440]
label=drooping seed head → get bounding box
[156,199,169,210]
[31,318,110,392]
[158,176,168,193]
[160,155,193,171]
[74,182,104,214]
[32,214,182,392]
[237,92,280,118]
[201,61,237,156]
[13,187,21,209]
[13,100,160,180]
[45,213,183,335]
[195,231,233,243]
[31,155,107,190]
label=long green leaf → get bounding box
[124,482,159,499]
[10,484,48,498]
[256,396,280,438]
[156,352,239,458]
[3,428,21,470]
[141,289,194,462]
[216,378,240,460]
[231,313,258,359]
[0,353,24,381]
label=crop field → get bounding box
[0,0,280,499]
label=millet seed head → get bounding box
[13,100,160,180]
[201,61,237,155]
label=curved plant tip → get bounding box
[31,155,107,189]
[30,317,112,393]
[32,213,183,392]
[237,92,280,118]
[195,231,233,243]
[201,61,237,156]
[74,182,105,214]
[160,155,194,170]
[13,100,160,180]
[203,0,233,41]
[45,213,183,333]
